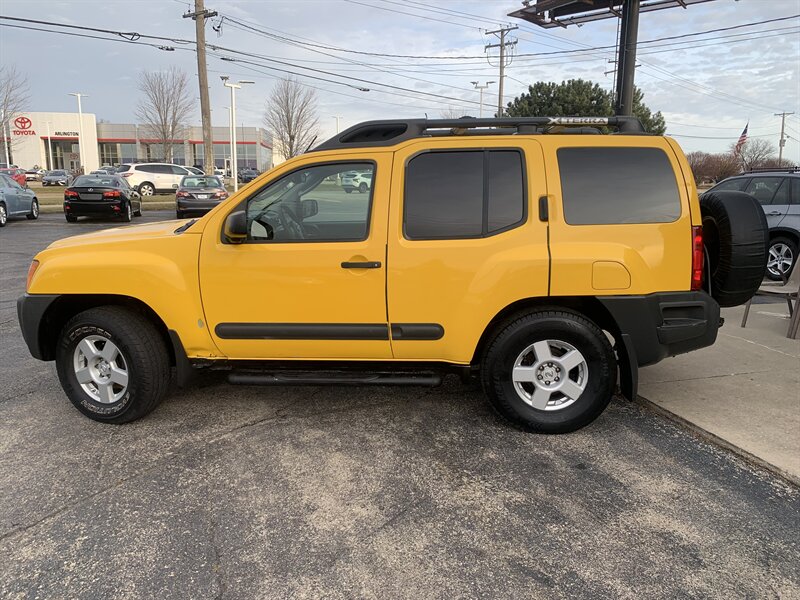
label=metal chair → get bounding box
[741,267,800,338]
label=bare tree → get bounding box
[440,106,471,119]
[732,138,777,172]
[686,150,740,183]
[264,77,319,160]
[0,65,31,164]
[134,67,193,163]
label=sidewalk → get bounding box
[639,300,800,483]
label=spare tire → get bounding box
[699,190,768,308]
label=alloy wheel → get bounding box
[511,339,588,411]
[767,243,794,278]
[72,335,130,404]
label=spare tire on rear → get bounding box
[699,190,768,308]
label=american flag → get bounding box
[734,122,749,155]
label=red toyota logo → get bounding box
[14,116,32,130]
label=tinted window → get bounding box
[772,179,789,206]
[745,177,782,206]
[558,147,680,225]
[791,178,800,205]
[404,150,526,240]
[73,175,120,187]
[171,165,188,176]
[137,165,158,173]
[116,165,131,173]
[712,178,748,192]
[245,162,374,243]
[182,176,223,188]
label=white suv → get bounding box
[341,170,372,193]
[116,163,193,196]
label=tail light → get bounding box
[212,191,228,199]
[691,225,704,291]
[176,191,190,198]
[103,190,121,198]
[121,172,133,177]
[64,189,78,198]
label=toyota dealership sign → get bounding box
[13,116,36,136]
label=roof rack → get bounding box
[744,166,799,174]
[311,116,647,152]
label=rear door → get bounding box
[542,137,692,295]
[387,138,549,363]
[0,175,20,213]
[745,176,788,228]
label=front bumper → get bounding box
[598,291,721,367]
[17,294,61,360]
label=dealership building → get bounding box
[6,111,273,173]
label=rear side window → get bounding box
[745,177,783,206]
[116,165,131,173]
[404,150,526,240]
[557,147,681,225]
[712,178,748,192]
[791,178,800,205]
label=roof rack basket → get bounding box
[311,116,646,152]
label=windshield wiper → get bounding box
[174,219,198,233]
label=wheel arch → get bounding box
[768,227,799,245]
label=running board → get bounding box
[228,371,442,386]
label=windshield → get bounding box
[73,175,120,187]
[49,170,67,176]
[182,176,223,188]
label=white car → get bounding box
[341,171,372,193]
[115,163,194,196]
[25,169,45,181]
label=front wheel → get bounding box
[55,306,171,423]
[0,202,7,227]
[27,198,39,220]
[766,237,797,281]
[138,182,155,196]
[481,310,616,434]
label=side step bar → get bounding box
[228,371,442,386]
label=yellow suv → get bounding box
[17,117,768,432]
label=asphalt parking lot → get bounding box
[1,213,798,599]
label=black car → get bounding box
[63,174,142,222]
[238,169,259,184]
[175,175,229,218]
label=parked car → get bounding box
[341,170,372,193]
[238,168,259,184]
[17,116,767,430]
[42,170,71,186]
[213,167,225,177]
[25,168,45,181]
[0,173,38,227]
[0,168,28,188]
[115,163,193,196]
[186,166,206,176]
[704,168,799,280]
[63,174,142,223]
[175,175,229,218]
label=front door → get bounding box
[199,153,392,360]
[0,175,21,214]
[745,176,789,229]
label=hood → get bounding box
[46,219,202,250]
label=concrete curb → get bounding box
[635,394,800,488]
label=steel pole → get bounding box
[46,121,54,170]
[616,0,640,116]
[2,110,9,167]
[230,84,238,192]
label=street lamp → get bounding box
[221,76,254,192]
[68,93,88,172]
[45,121,54,170]
[470,81,495,119]
[333,115,343,134]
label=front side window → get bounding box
[244,162,374,243]
[404,149,526,240]
[558,147,681,225]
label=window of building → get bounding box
[557,147,681,225]
[403,150,526,240]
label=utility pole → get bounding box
[471,81,495,118]
[775,112,795,166]
[614,0,641,116]
[184,0,217,173]
[485,26,517,117]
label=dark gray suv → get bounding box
[706,169,800,280]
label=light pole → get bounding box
[471,81,495,119]
[221,76,254,192]
[45,121,54,170]
[223,106,231,176]
[1,109,9,167]
[333,115,343,133]
[68,93,88,172]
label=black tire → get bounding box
[481,310,616,434]
[134,203,142,217]
[121,202,132,222]
[766,236,797,281]
[344,188,353,194]
[359,182,367,193]
[26,198,39,220]
[700,191,768,308]
[176,210,185,219]
[138,182,155,196]
[0,202,6,227]
[42,181,48,187]
[55,306,171,423]
[65,214,78,223]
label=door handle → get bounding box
[341,261,381,269]
[766,211,782,216]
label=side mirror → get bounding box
[223,210,248,244]
[301,199,318,219]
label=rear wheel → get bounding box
[766,237,797,281]
[0,202,7,227]
[481,310,616,434]
[65,214,78,223]
[138,182,155,196]
[359,182,368,193]
[121,202,132,222]
[55,306,171,423]
[176,210,185,219]
[26,198,39,220]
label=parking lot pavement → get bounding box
[1,214,798,599]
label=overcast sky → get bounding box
[1,0,798,160]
